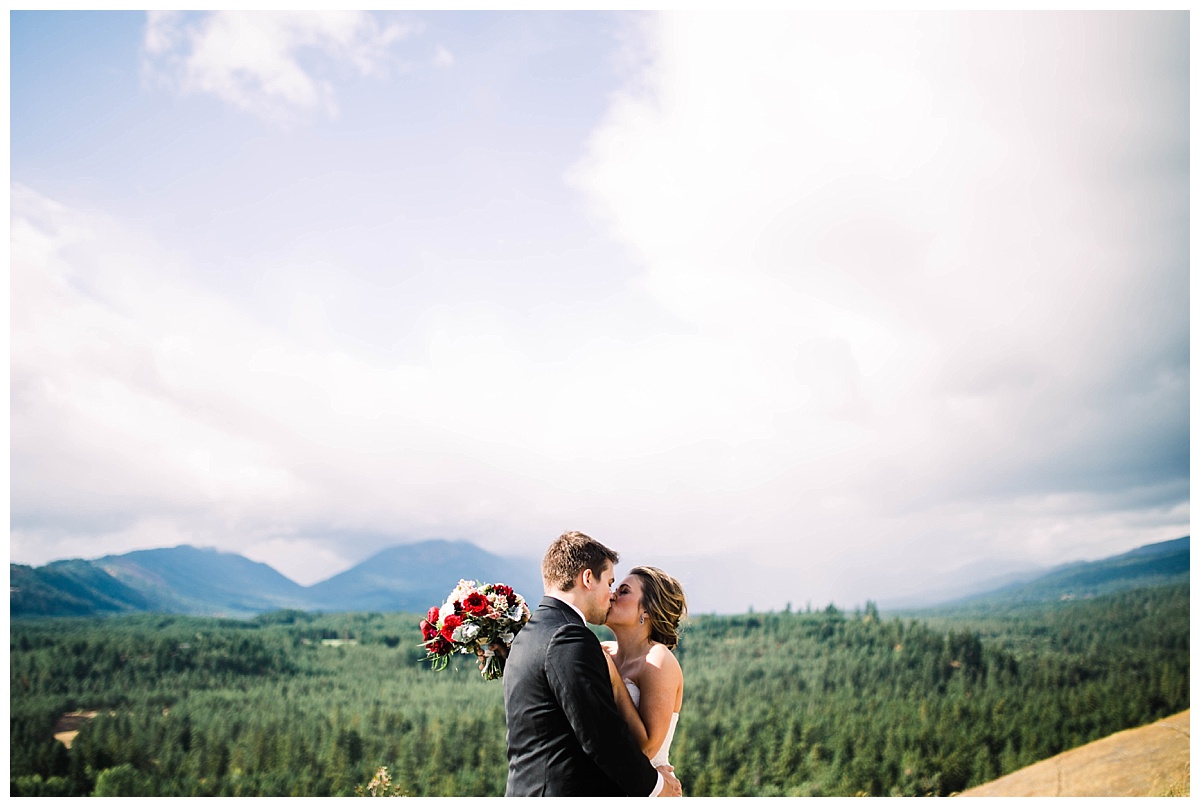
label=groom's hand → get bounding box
[656,766,682,797]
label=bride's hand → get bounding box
[657,766,682,797]
[474,641,508,672]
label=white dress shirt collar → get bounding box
[546,594,588,625]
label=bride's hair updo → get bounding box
[630,566,688,650]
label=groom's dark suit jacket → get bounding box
[503,596,659,797]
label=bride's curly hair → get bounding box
[630,566,688,650]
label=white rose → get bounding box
[453,623,481,644]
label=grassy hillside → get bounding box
[958,709,1189,797]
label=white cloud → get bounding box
[563,11,1188,596]
[143,11,413,123]
[10,185,304,527]
[434,44,455,68]
[9,12,1187,609]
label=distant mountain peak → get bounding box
[305,539,542,613]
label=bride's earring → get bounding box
[639,613,646,625]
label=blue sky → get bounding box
[9,11,1190,612]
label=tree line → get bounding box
[9,583,1189,796]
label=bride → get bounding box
[601,566,688,773]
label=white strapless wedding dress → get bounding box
[624,678,679,769]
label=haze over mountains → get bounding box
[9,536,1188,619]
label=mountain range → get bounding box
[10,540,544,619]
[9,536,1188,619]
[930,535,1190,609]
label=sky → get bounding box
[8,10,1190,613]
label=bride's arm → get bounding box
[635,646,682,758]
[604,646,682,759]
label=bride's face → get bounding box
[608,575,645,628]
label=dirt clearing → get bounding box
[52,711,100,749]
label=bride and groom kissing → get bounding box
[502,531,688,797]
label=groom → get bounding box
[503,531,682,797]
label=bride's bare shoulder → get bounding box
[646,642,681,673]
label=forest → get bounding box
[9,582,1189,796]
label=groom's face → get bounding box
[583,561,617,625]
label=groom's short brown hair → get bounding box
[542,531,619,592]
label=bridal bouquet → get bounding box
[420,579,531,680]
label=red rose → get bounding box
[440,614,463,642]
[432,636,453,655]
[427,606,440,624]
[420,619,437,641]
[464,592,490,616]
